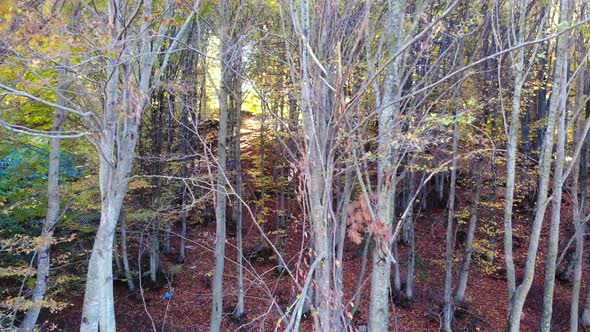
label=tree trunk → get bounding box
[580,85,590,330]
[569,79,585,331]
[352,235,371,317]
[149,92,164,284]
[179,187,188,262]
[508,0,571,329]
[571,54,588,331]
[20,66,67,332]
[368,1,405,330]
[120,209,135,291]
[335,160,354,326]
[405,170,416,302]
[540,58,568,331]
[81,211,117,331]
[392,238,401,294]
[150,217,159,283]
[163,94,175,255]
[113,231,122,275]
[81,46,123,331]
[232,46,244,319]
[210,0,230,328]
[454,158,484,304]
[443,106,460,332]
[296,0,335,329]
[503,0,527,305]
[534,51,549,154]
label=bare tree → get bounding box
[508,0,572,329]
[502,0,529,305]
[368,1,405,330]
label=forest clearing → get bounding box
[1,0,590,331]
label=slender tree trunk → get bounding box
[334,161,354,327]
[503,0,528,305]
[257,94,267,245]
[352,235,371,317]
[508,0,571,329]
[275,94,288,272]
[405,170,416,302]
[276,168,286,271]
[392,239,401,293]
[179,187,188,262]
[570,54,588,331]
[580,85,590,330]
[540,59,568,331]
[534,45,549,154]
[443,106,460,332]
[120,209,135,291]
[436,172,445,203]
[149,92,164,283]
[296,0,336,329]
[20,66,67,332]
[368,1,405,330]
[570,78,585,330]
[113,232,122,275]
[454,158,484,304]
[177,22,202,263]
[232,49,244,318]
[163,95,175,255]
[178,96,191,264]
[210,1,230,328]
[150,217,159,283]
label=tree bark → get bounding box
[232,45,244,319]
[508,0,571,329]
[210,0,230,329]
[570,70,586,330]
[334,160,355,327]
[571,50,588,331]
[120,209,135,291]
[352,235,371,317]
[443,105,460,332]
[580,84,590,331]
[20,66,67,332]
[368,1,405,330]
[404,168,417,302]
[540,56,567,331]
[454,158,484,304]
[503,0,528,305]
[81,41,123,331]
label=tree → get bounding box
[210,0,232,328]
[368,0,405,329]
[508,0,572,329]
[0,0,196,329]
[503,0,530,305]
[19,66,68,332]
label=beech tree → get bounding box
[508,0,572,329]
[19,66,68,332]
[2,0,590,331]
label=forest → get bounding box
[1,0,590,331]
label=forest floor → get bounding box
[48,115,584,331]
